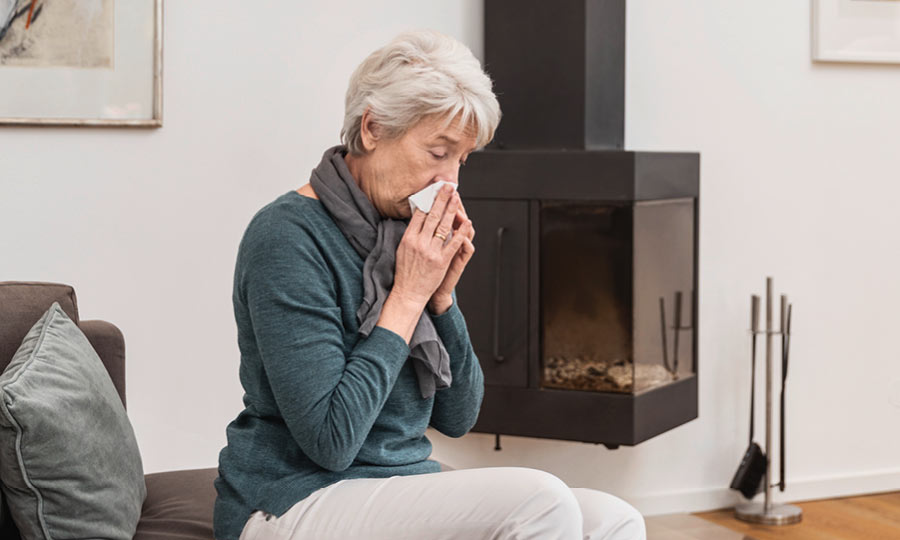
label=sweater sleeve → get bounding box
[240,214,410,472]
[428,292,485,437]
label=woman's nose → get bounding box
[441,163,461,186]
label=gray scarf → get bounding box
[309,145,452,399]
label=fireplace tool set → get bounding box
[729,277,801,525]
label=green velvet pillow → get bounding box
[0,302,146,539]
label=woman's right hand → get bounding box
[377,184,466,343]
[392,184,467,308]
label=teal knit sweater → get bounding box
[213,191,484,540]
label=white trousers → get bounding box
[239,467,646,540]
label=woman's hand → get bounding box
[428,199,475,315]
[391,185,468,310]
[379,185,467,342]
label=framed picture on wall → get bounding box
[0,0,163,127]
[812,0,900,64]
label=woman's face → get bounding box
[349,113,478,219]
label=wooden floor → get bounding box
[695,491,900,540]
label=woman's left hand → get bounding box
[428,200,475,315]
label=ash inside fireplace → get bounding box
[542,355,674,393]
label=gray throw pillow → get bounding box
[0,302,146,540]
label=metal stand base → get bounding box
[734,501,803,525]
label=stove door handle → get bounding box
[493,226,506,363]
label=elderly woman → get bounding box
[213,31,646,540]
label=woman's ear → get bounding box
[359,108,381,153]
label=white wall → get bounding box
[1,0,898,516]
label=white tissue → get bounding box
[408,181,457,215]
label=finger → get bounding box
[453,208,465,229]
[453,198,470,228]
[455,218,474,242]
[408,208,427,234]
[443,220,467,255]
[460,237,475,259]
[464,218,475,242]
[449,237,474,271]
[422,185,455,237]
[432,192,460,243]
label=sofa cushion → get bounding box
[133,463,458,539]
[0,302,146,539]
[134,468,218,540]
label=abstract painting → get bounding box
[1,0,114,68]
[0,0,162,126]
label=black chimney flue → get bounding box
[485,0,626,150]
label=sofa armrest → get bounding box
[79,319,126,409]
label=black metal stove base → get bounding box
[470,375,698,446]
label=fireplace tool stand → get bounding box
[734,277,802,525]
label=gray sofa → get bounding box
[0,281,454,539]
[0,281,220,539]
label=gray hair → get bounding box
[341,30,501,155]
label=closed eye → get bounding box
[430,152,447,160]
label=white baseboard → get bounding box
[631,467,900,516]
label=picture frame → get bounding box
[0,0,163,127]
[812,0,900,64]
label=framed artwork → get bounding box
[812,0,900,64]
[0,0,163,127]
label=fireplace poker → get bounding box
[780,302,792,492]
[751,295,760,449]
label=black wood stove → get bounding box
[456,0,699,448]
